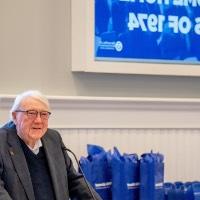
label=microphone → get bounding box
[62,147,97,200]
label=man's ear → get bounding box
[12,112,17,124]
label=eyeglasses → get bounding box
[15,110,51,120]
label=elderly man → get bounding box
[0,90,101,200]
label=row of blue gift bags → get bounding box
[140,152,165,200]
[79,145,140,200]
[164,181,200,200]
[79,144,112,200]
[80,145,165,200]
[164,182,185,200]
[109,147,139,200]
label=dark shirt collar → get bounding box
[2,121,16,129]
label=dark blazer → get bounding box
[0,122,101,200]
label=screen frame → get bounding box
[71,0,200,76]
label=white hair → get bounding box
[10,90,50,120]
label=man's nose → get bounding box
[34,113,42,122]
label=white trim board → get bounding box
[1,95,200,128]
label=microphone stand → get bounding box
[63,147,97,200]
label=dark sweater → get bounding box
[19,138,56,200]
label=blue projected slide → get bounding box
[95,0,200,64]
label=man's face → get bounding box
[12,97,50,147]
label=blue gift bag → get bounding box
[164,182,175,200]
[110,147,139,200]
[79,156,93,185]
[191,182,200,200]
[123,153,140,200]
[140,152,164,200]
[110,147,128,200]
[80,144,112,200]
[174,182,185,200]
[184,182,194,200]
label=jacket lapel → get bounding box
[42,134,68,200]
[7,130,35,200]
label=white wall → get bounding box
[1,0,200,97]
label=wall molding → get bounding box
[1,95,200,128]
